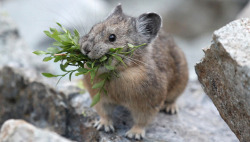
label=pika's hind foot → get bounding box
[125,126,145,140]
[93,118,115,133]
[162,102,179,114]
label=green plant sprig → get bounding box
[33,23,146,107]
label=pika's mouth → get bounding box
[88,52,108,60]
[80,46,110,60]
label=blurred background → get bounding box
[0,1,249,141]
[1,0,249,80]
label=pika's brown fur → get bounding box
[81,5,188,140]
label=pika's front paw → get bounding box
[125,127,145,140]
[165,102,178,114]
[93,118,115,133]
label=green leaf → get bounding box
[43,57,53,62]
[54,56,62,62]
[44,31,52,38]
[56,23,68,34]
[73,29,80,45]
[99,56,107,62]
[112,54,127,67]
[134,43,146,48]
[77,60,84,66]
[77,68,89,74]
[90,71,95,83]
[67,31,72,39]
[127,43,134,48]
[73,39,79,46]
[74,29,80,37]
[116,47,123,53]
[51,32,61,42]
[90,68,98,84]
[56,76,64,86]
[50,28,57,32]
[86,62,92,68]
[91,61,96,68]
[110,48,123,52]
[92,80,105,89]
[104,64,114,70]
[103,88,108,95]
[75,72,84,76]
[60,63,68,72]
[58,35,71,42]
[90,92,101,107]
[62,27,68,34]
[47,47,59,54]
[98,73,109,79]
[109,48,116,52]
[56,22,62,28]
[33,50,47,55]
[108,57,113,65]
[69,71,74,81]
[53,42,64,47]
[42,73,58,78]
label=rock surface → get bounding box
[0,119,72,142]
[0,66,68,135]
[0,66,238,142]
[195,18,250,142]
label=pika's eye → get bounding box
[109,34,116,42]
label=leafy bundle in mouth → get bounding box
[33,23,146,107]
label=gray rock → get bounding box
[0,66,68,135]
[195,18,250,142]
[0,65,90,142]
[0,65,100,142]
[0,119,72,142]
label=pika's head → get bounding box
[80,4,162,59]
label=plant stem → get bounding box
[54,54,67,56]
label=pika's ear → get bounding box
[136,13,162,42]
[108,4,123,16]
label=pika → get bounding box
[80,4,188,140]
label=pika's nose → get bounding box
[81,43,91,55]
[84,47,91,55]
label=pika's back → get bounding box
[151,30,188,95]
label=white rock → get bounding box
[0,119,73,142]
